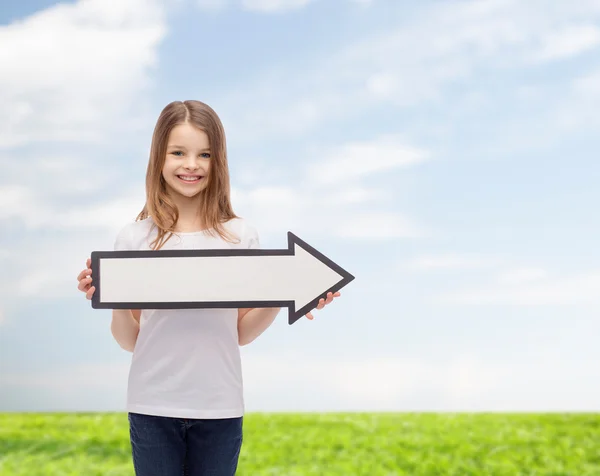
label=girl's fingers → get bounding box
[326,291,340,304]
[77,259,94,295]
[319,293,334,307]
[77,278,87,291]
[307,291,341,318]
[78,277,93,292]
[86,286,95,300]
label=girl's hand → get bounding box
[306,291,340,320]
[77,258,95,300]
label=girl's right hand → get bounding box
[77,258,95,300]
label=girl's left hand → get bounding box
[306,291,341,320]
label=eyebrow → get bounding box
[167,144,211,151]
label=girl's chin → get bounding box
[167,183,207,198]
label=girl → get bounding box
[76,100,339,476]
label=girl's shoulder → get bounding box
[222,217,260,249]
[113,217,154,251]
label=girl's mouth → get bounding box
[177,175,203,184]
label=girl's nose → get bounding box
[184,157,200,169]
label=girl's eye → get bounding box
[201,153,211,158]
[171,151,183,156]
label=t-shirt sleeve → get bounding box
[245,222,260,249]
[113,224,133,251]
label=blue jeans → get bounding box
[128,412,243,476]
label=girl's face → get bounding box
[162,122,212,200]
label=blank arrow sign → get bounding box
[91,232,355,324]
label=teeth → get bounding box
[179,176,201,182]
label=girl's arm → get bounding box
[236,292,339,345]
[111,309,140,352]
[237,308,281,346]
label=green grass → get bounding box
[0,413,598,475]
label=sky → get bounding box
[1,0,599,413]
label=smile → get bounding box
[177,175,203,183]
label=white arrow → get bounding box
[91,232,354,324]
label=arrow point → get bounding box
[286,232,355,325]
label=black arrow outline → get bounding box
[91,232,355,325]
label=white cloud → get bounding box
[14,232,117,300]
[52,193,144,231]
[573,69,600,97]
[231,135,427,240]
[0,185,37,222]
[549,67,600,131]
[3,191,144,301]
[1,362,129,393]
[0,182,143,232]
[0,160,143,301]
[241,0,315,13]
[4,348,600,412]
[439,270,600,306]
[222,0,600,142]
[496,267,548,285]
[241,351,600,411]
[336,212,421,239]
[325,186,390,205]
[407,253,503,271]
[197,0,369,13]
[0,0,166,149]
[0,163,143,303]
[0,0,166,357]
[530,24,600,63]
[0,354,512,411]
[197,0,228,9]
[0,153,120,209]
[307,136,429,185]
[0,361,130,411]
[12,234,114,300]
[365,73,397,97]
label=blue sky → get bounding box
[1,0,600,412]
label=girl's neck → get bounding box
[172,196,207,233]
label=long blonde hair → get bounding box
[136,100,239,250]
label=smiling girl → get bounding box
[76,100,339,476]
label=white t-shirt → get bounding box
[113,216,260,419]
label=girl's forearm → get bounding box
[238,307,281,346]
[111,310,140,352]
